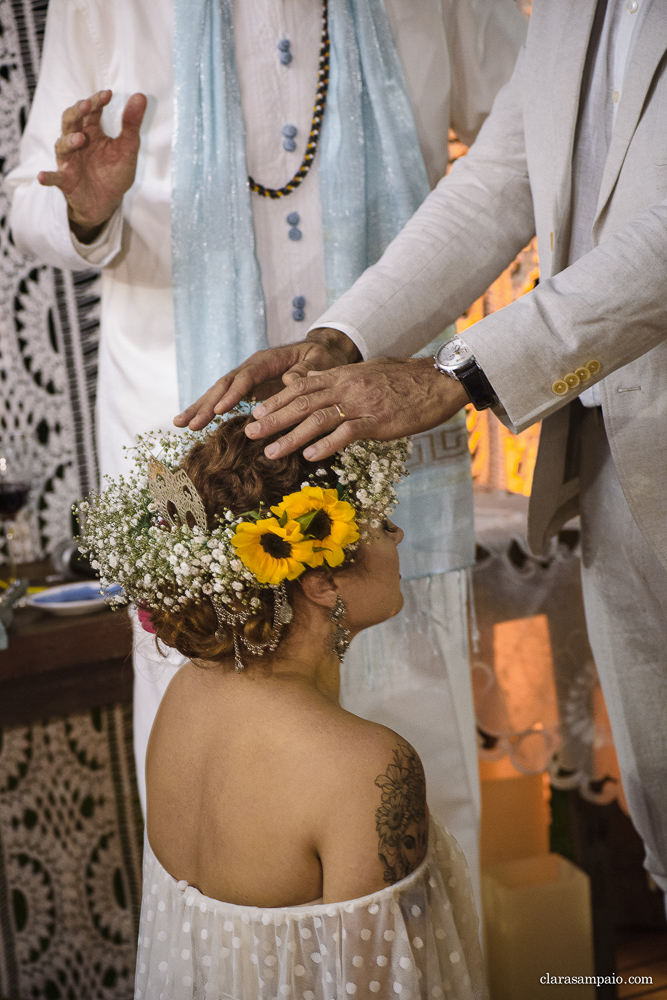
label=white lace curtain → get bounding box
[471,494,624,809]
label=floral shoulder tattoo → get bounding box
[374,740,428,883]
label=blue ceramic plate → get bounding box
[27,581,122,615]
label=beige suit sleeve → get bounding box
[464,198,667,432]
[313,44,535,362]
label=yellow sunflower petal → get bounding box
[330,500,357,522]
[304,550,326,568]
[320,488,340,504]
[322,545,346,568]
[290,538,316,561]
[285,558,307,581]
[252,556,272,584]
[328,521,359,547]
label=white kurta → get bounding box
[6,0,526,914]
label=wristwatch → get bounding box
[434,336,498,411]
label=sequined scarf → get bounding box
[171,0,430,408]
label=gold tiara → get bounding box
[147,455,208,532]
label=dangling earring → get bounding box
[274,582,293,627]
[330,595,350,661]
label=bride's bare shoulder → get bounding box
[303,713,429,903]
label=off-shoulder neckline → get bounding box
[146,816,437,919]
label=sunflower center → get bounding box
[260,532,292,559]
[307,509,332,541]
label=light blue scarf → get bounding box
[171,0,430,407]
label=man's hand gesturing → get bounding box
[38,89,147,243]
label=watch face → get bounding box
[435,337,475,372]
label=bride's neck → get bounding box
[195,598,348,703]
[267,601,343,704]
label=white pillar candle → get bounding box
[482,854,595,999]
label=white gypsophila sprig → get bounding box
[75,422,411,614]
[333,437,411,522]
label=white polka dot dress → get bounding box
[134,818,487,999]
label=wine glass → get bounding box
[0,439,32,582]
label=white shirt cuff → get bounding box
[68,207,123,268]
[579,382,602,407]
[307,321,369,361]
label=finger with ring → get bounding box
[333,403,346,422]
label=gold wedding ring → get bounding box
[333,403,346,422]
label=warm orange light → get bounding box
[455,219,541,496]
[493,615,559,734]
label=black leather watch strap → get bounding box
[456,361,498,411]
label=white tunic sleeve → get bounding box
[5,0,122,270]
[443,0,528,147]
[382,0,526,187]
[134,817,487,1000]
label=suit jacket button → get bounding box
[586,360,601,375]
[564,372,580,388]
[552,380,569,395]
[575,367,590,382]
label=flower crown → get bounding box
[76,422,411,627]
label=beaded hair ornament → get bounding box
[76,421,410,672]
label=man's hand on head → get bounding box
[38,89,147,243]
[243,356,469,461]
[173,329,361,431]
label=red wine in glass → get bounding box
[0,482,30,520]
[1,441,33,580]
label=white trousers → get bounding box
[130,569,481,914]
[579,407,667,895]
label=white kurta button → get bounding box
[628,1,638,12]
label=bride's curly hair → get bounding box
[148,413,344,665]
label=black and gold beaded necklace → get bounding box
[248,0,329,199]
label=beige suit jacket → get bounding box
[316,0,667,568]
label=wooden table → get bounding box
[0,564,133,727]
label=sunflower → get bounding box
[271,486,359,568]
[231,517,315,585]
